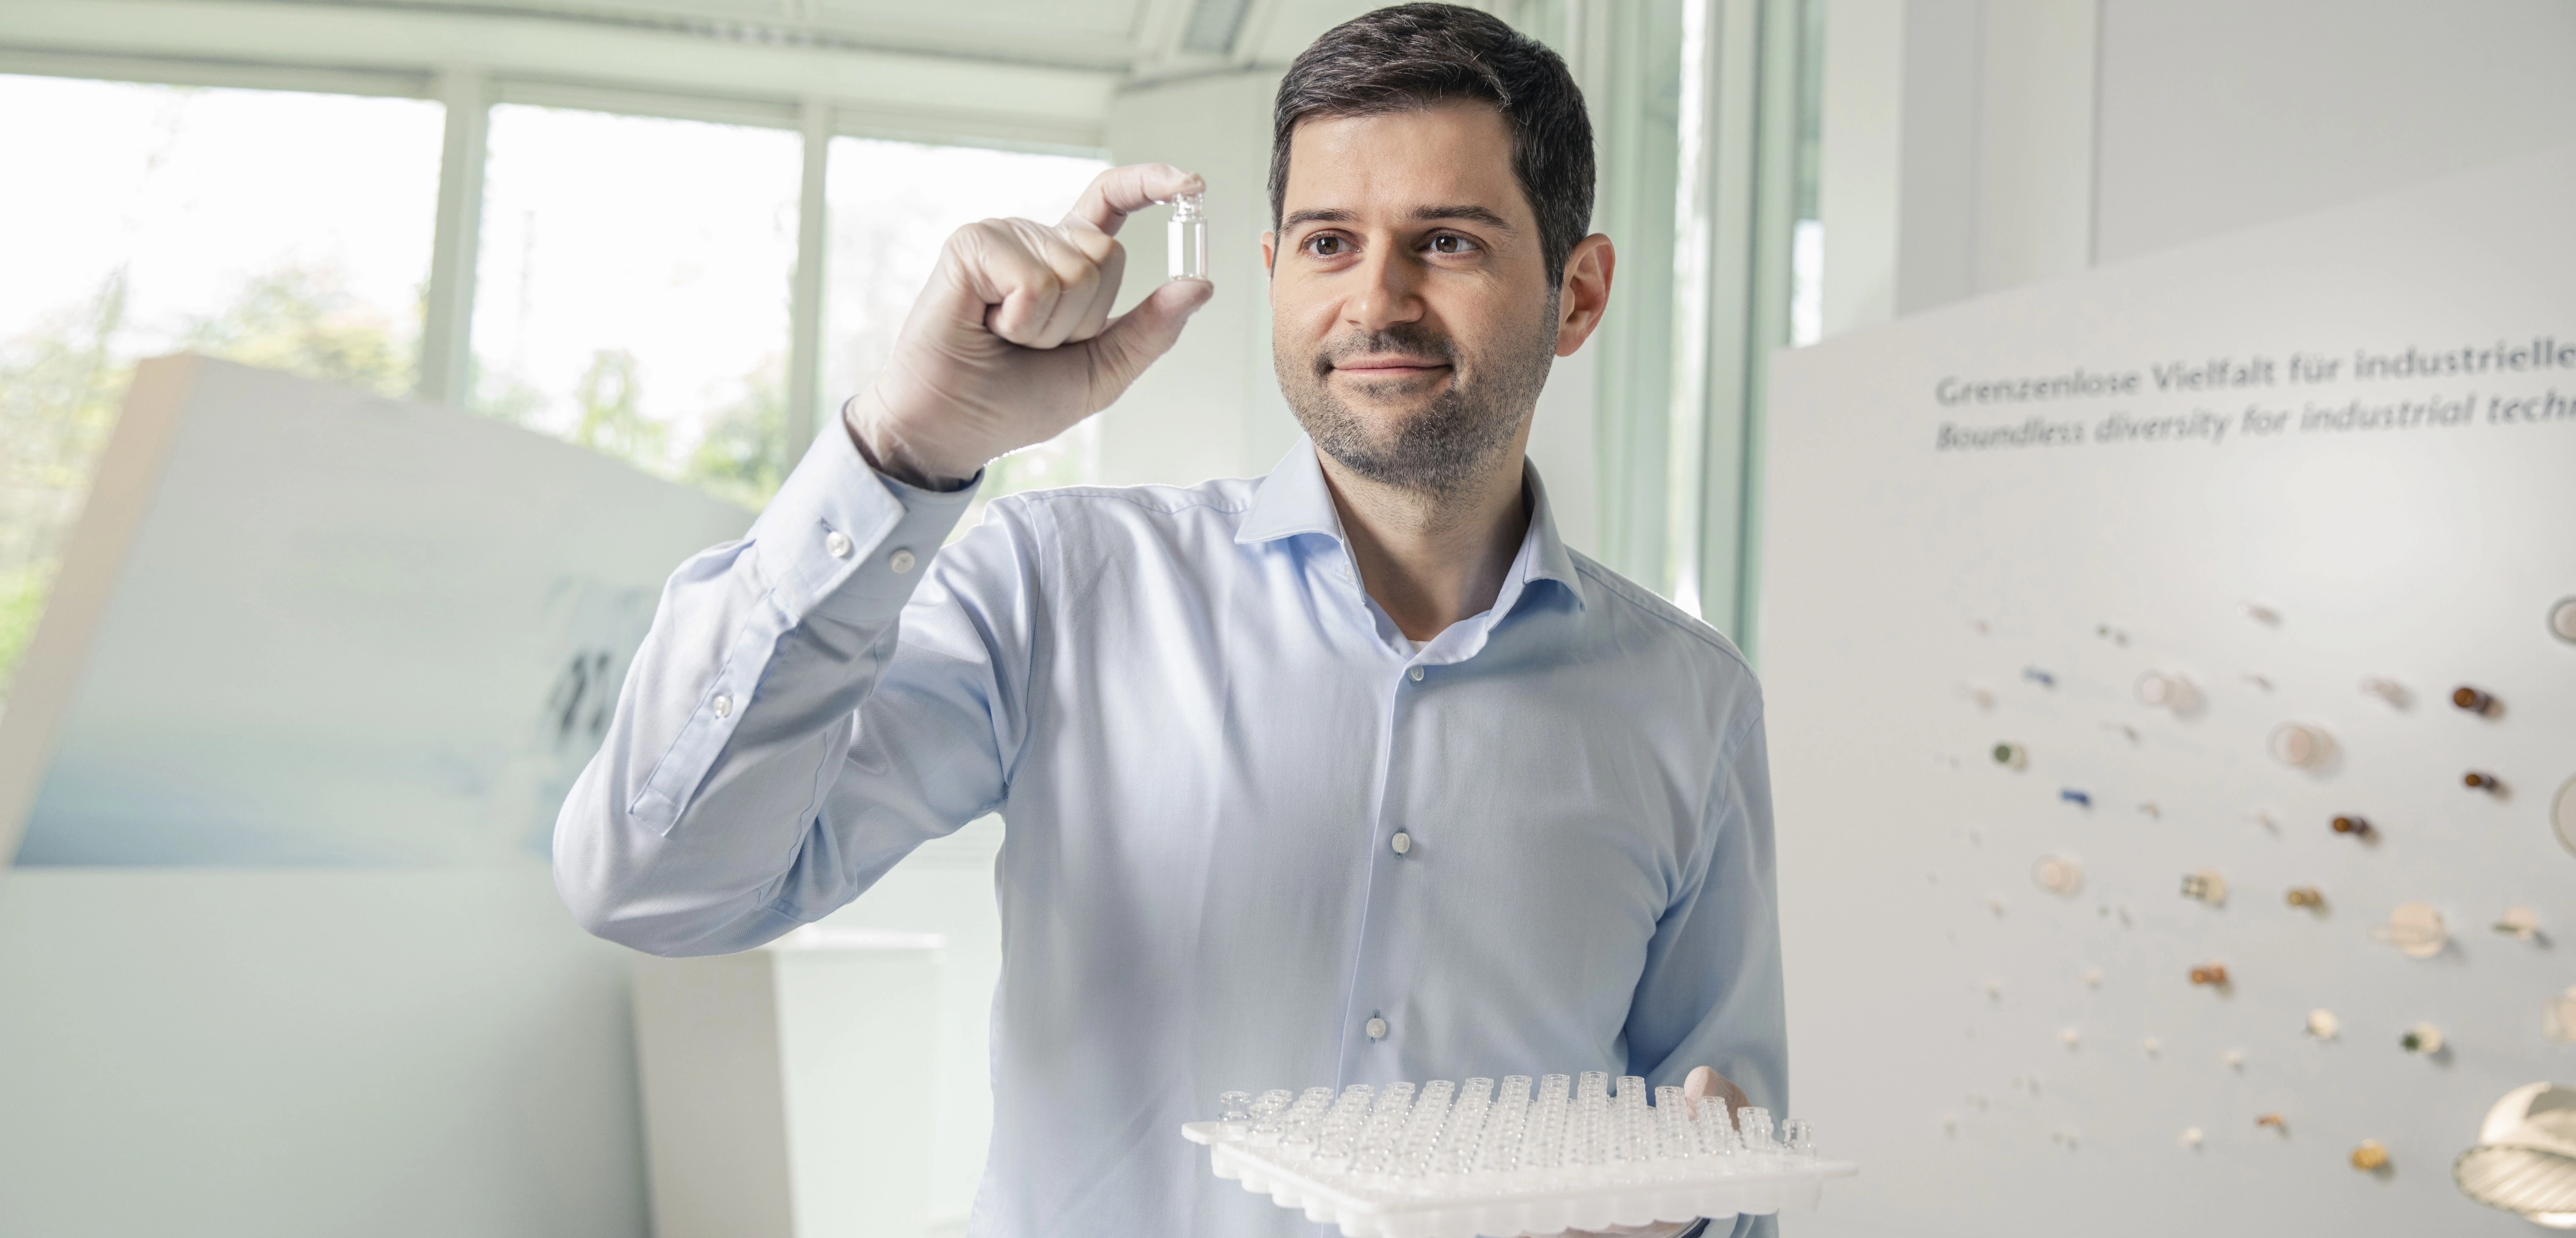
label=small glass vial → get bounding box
[2031,855,2082,896]
[1168,192,1207,281]
[2268,721,2334,769]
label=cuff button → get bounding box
[824,530,853,559]
[889,548,918,574]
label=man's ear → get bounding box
[1555,234,1616,357]
[1261,231,1276,274]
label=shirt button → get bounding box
[888,548,917,574]
[1390,832,1412,855]
[1408,666,1424,682]
[824,530,853,558]
[1365,1016,1388,1041]
[711,693,733,718]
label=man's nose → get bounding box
[1344,242,1427,332]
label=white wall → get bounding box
[1098,70,1298,489]
[1818,0,2576,335]
[1819,0,2099,334]
[2093,0,2576,264]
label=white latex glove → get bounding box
[1554,1066,1751,1238]
[843,162,1215,489]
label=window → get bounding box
[823,138,1107,504]
[0,71,1117,696]
[472,105,802,509]
[0,74,442,696]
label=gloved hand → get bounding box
[843,162,1215,489]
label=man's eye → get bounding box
[1429,234,1479,254]
[1307,235,1346,256]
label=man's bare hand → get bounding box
[844,162,1214,489]
[1555,1066,1750,1238]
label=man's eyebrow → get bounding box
[1278,205,1518,231]
[1281,208,1357,229]
[1411,204,1515,230]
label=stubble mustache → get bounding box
[1310,322,1461,380]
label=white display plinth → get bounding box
[629,928,947,1238]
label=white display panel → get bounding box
[1763,145,2576,1234]
[0,355,752,865]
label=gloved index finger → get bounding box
[1063,163,1203,237]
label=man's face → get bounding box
[1264,102,1562,494]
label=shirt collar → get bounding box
[1236,436,1588,613]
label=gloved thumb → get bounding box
[1085,277,1215,404]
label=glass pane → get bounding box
[824,139,1107,507]
[473,105,800,509]
[0,75,442,698]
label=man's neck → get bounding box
[1314,434,1534,643]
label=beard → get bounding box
[1277,292,1559,495]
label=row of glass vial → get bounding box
[1220,1075,1815,1180]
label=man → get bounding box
[556,5,1783,1235]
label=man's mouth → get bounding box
[1332,357,1451,378]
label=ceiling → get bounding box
[224,0,1388,75]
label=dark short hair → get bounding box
[1270,3,1595,287]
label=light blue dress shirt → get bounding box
[556,427,1786,1237]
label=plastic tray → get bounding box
[1183,1121,1858,1237]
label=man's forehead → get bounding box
[1281,102,1529,223]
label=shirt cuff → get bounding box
[747,422,983,627]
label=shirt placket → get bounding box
[1332,566,1443,1080]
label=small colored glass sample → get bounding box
[2546,988,2576,1044]
[2032,855,2083,896]
[2464,770,2504,793]
[2306,1009,2339,1039]
[2495,907,2540,939]
[2359,677,2408,706]
[2453,685,2499,715]
[2371,902,2447,958]
[2552,597,2576,643]
[2189,963,2229,987]
[2285,886,2325,909]
[2350,1140,2389,1172]
[2060,788,2092,807]
[1992,741,2027,769]
[2399,1023,2444,1054]
[2269,722,2334,769]
[2179,869,2227,904]
[2022,667,2056,687]
[2254,1113,2285,1131]
[2135,670,2197,711]
[2331,814,2374,838]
